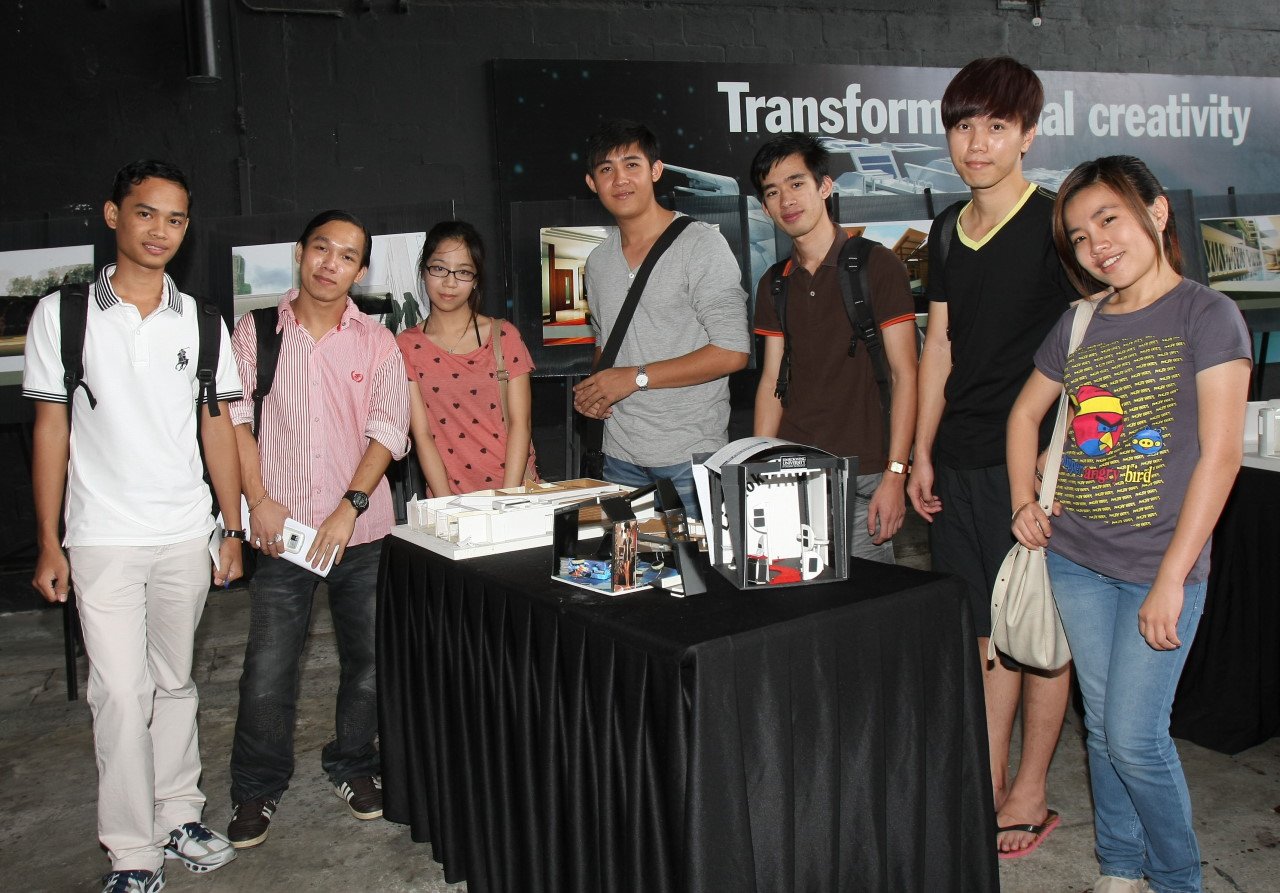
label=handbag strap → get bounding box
[593,214,696,372]
[491,317,509,426]
[1037,297,1100,511]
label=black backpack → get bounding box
[767,235,891,451]
[249,306,284,436]
[59,282,224,427]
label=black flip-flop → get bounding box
[997,808,1060,860]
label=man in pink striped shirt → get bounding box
[224,210,409,850]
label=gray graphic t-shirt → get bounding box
[1034,279,1250,584]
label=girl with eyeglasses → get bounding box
[396,220,538,495]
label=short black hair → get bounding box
[584,119,660,173]
[941,56,1044,133]
[749,133,830,198]
[111,159,192,208]
[418,220,486,314]
[297,209,373,270]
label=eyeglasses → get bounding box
[424,264,477,283]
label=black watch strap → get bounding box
[343,489,370,516]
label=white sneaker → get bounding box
[164,821,237,873]
[101,868,165,893]
[1094,876,1149,893]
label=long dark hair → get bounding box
[418,220,485,313]
[1052,155,1182,296]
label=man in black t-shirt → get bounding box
[908,57,1076,860]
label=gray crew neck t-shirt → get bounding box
[1034,278,1251,584]
[585,215,749,467]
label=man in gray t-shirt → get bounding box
[573,120,750,517]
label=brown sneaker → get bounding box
[227,796,277,849]
[334,775,383,820]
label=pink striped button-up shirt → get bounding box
[230,293,410,547]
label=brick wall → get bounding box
[5,0,1278,237]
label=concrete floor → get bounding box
[1,514,1278,891]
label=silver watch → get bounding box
[635,365,649,391]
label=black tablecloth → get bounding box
[377,535,998,893]
[1172,465,1280,753]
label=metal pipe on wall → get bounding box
[184,0,222,83]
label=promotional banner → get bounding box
[494,60,1280,375]
[494,60,1280,203]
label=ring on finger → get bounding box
[272,533,283,544]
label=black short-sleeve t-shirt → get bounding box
[924,186,1076,469]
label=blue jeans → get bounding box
[603,455,702,520]
[229,541,382,805]
[1047,551,1207,893]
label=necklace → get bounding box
[429,312,476,354]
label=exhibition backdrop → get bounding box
[493,60,1280,202]
[492,60,1280,374]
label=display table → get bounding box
[377,533,997,893]
[1172,464,1280,753]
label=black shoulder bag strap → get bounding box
[59,282,96,422]
[579,214,696,475]
[251,306,283,437]
[767,258,792,406]
[836,236,891,453]
[594,214,696,372]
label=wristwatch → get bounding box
[635,365,649,391]
[886,460,908,475]
[343,490,370,516]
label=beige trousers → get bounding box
[69,536,211,872]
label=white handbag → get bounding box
[988,298,1097,671]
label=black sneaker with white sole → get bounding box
[334,775,383,820]
[227,796,277,849]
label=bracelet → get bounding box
[1011,501,1035,521]
[223,529,247,541]
[248,494,269,512]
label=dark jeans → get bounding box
[229,540,381,805]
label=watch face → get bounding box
[346,490,370,512]
[636,371,649,389]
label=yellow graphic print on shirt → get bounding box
[1056,335,1184,528]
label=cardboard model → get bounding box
[551,478,706,597]
[695,437,855,590]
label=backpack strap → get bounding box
[934,202,962,341]
[836,236,892,453]
[767,258,792,406]
[935,201,961,271]
[491,317,509,426]
[251,306,283,436]
[58,282,96,421]
[195,301,223,419]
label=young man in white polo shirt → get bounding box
[25,160,246,893]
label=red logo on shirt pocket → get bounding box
[351,372,364,383]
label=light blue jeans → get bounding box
[603,455,701,520]
[1047,550,1207,893]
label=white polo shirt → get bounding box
[23,265,243,547]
